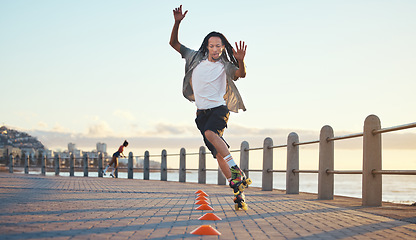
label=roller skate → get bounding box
[234,191,247,211]
[229,166,252,211]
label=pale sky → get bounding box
[1,1,415,169]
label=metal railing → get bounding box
[6,114,415,207]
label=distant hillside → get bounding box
[0,126,45,150]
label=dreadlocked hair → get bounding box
[198,31,239,67]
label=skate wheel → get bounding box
[242,202,248,211]
[235,203,239,211]
[246,178,252,185]
[238,184,245,192]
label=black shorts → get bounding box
[195,105,230,158]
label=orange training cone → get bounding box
[198,213,222,221]
[190,225,221,235]
[198,192,209,197]
[195,200,210,205]
[194,190,203,194]
[195,196,208,201]
[195,204,214,210]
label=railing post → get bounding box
[262,137,273,191]
[161,150,167,181]
[179,148,186,182]
[25,154,29,174]
[128,152,133,179]
[198,146,206,184]
[54,154,60,176]
[286,132,299,194]
[98,153,104,178]
[217,166,226,185]
[9,154,14,173]
[144,151,150,180]
[41,154,46,176]
[318,126,334,200]
[363,114,382,207]
[69,153,75,177]
[83,153,88,177]
[240,141,249,178]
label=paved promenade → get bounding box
[1,173,416,239]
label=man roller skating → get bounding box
[169,5,251,210]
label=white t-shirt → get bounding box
[192,60,227,110]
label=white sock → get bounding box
[111,168,115,175]
[103,165,109,173]
[227,178,232,182]
[224,154,236,168]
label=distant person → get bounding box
[169,5,251,209]
[103,140,128,178]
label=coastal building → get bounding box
[96,142,107,155]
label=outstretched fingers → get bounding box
[235,41,247,52]
[233,41,247,61]
[173,5,188,18]
[174,5,183,13]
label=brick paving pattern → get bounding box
[1,173,416,239]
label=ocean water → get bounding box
[27,169,416,205]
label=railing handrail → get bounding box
[328,132,364,142]
[13,120,416,173]
[293,140,320,146]
[326,170,363,174]
[373,122,416,135]
[269,144,288,149]
[372,170,416,175]
[17,121,415,160]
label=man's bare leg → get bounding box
[216,153,231,179]
[205,130,233,179]
[205,130,250,210]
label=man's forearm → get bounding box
[236,60,246,78]
[170,21,181,51]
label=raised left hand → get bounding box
[232,41,247,62]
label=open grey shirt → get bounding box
[180,44,246,113]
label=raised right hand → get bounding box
[173,5,188,22]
